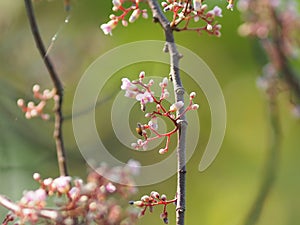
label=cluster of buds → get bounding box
[121,71,199,154]
[129,191,176,224]
[100,0,148,35]
[2,160,140,225]
[160,0,234,36]
[17,84,56,120]
[101,0,234,36]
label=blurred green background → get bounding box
[0,1,300,224]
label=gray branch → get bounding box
[147,1,188,225]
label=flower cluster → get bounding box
[100,0,148,35]
[238,0,300,116]
[2,161,140,225]
[161,0,225,36]
[17,84,56,120]
[129,191,176,224]
[101,0,234,36]
[121,71,199,154]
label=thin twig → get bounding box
[24,0,68,176]
[147,1,187,225]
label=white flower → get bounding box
[136,91,154,104]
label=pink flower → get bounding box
[100,20,118,35]
[106,182,117,193]
[121,78,139,98]
[207,6,223,17]
[20,189,47,208]
[136,91,153,104]
[52,176,72,194]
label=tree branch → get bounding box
[147,1,187,225]
[24,0,68,176]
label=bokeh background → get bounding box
[0,1,300,224]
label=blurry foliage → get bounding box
[0,1,300,225]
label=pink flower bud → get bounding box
[109,14,116,20]
[17,99,24,107]
[122,20,128,27]
[191,104,199,110]
[161,1,168,7]
[161,194,167,201]
[145,113,151,118]
[150,191,160,199]
[33,173,41,181]
[43,178,53,186]
[162,91,169,99]
[148,79,154,86]
[190,92,196,99]
[141,195,150,202]
[52,176,71,194]
[159,77,168,87]
[106,182,116,193]
[207,24,213,31]
[159,148,168,154]
[139,71,145,79]
[32,84,40,92]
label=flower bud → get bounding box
[33,173,41,181]
[191,104,199,110]
[129,9,141,23]
[150,191,160,199]
[207,24,213,31]
[32,84,40,92]
[159,148,168,154]
[17,99,24,107]
[141,195,150,202]
[189,92,196,99]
